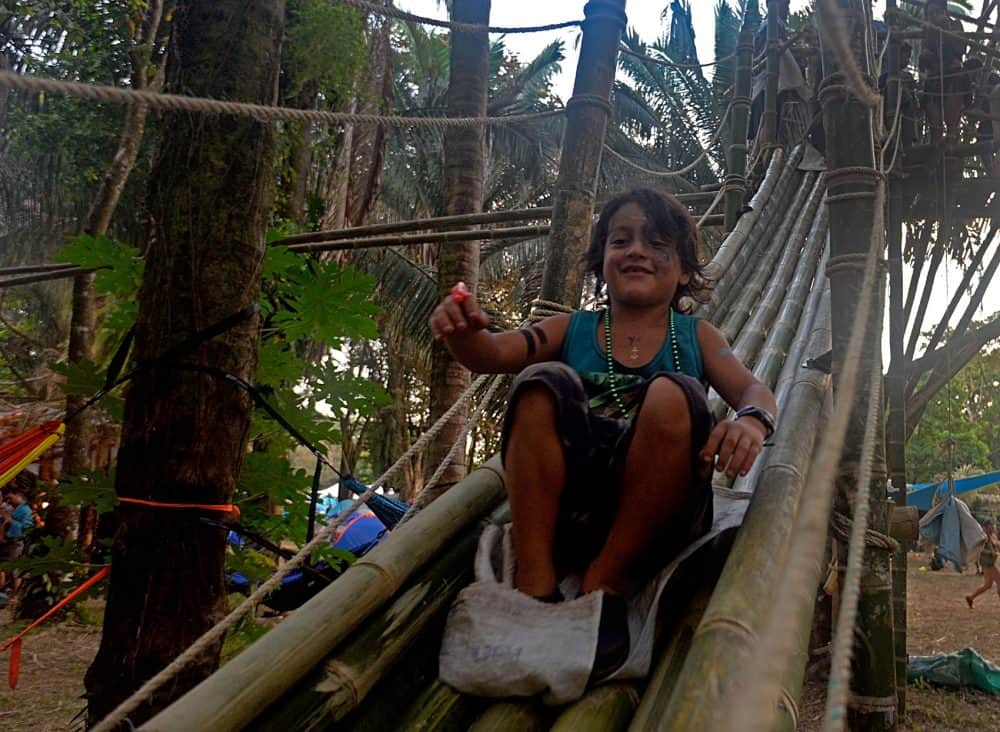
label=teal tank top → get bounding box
[560,309,704,412]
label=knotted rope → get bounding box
[0,70,564,128]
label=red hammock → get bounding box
[0,421,64,491]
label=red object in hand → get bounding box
[450,281,470,304]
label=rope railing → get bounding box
[618,45,738,71]
[89,367,494,732]
[602,100,733,180]
[731,176,887,732]
[333,0,583,34]
[0,70,565,128]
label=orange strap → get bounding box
[117,496,240,521]
[2,565,110,689]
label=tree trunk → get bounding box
[818,1,896,728]
[84,0,284,725]
[423,0,491,494]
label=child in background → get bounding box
[0,485,34,605]
[429,188,777,677]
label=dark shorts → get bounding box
[500,362,715,580]
[0,540,24,562]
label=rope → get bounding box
[824,344,884,730]
[602,101,733,179]
[817,0,882,109]
[89,366,494,732]
[334,0,583,34]
[731,173,887,732]
[618,45,738,71]
[399,297,574,522]
[0,70,564,128]
[830,511,900,553]
[698,185,727,227]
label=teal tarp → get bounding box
[907,648,1000,695]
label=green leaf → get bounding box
[256,338,306,389]
[309,363,391,418]
[55,233,143,297]
[58,468,118,515]
[262,245,302,278]
[239,450,312,508]
[272,262,380,346]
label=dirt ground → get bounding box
[3,553,1000,730]
[797,553,1000,731]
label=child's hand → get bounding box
[428,282,490,341]
[699,417,766,479]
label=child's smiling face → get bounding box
[601,202,690,309]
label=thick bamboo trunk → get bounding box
[724,4,756,231]
[655,291,832,729]
[425,0,491,491]
[83,0,283,724]
[818,2,896,727]
[470,702,550,731]
[538,0,626,306]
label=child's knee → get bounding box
[635,376,692,440]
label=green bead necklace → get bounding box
[603,306,680,414]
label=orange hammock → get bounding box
[0,421,64,491]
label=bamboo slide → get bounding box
[144,149,837,730]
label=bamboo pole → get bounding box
[550,683,639,732]
[538,0,627,307]
[818,1,897,726]
[0,263,80,276]
[253,528,482,730]
[271,191,720,248]
[763,1,781,146]
[704,146,785,318]
[719,171,820,343]
[885,0,909,712]
[652,288,832,730]
[0,267,86,288]
[142,458,506,732]
[395,680,485,731]
[469,702,550,731]
[711,146,805,324]
[628,539,734,731]
[725,3,757,230]
[285,224,551,255]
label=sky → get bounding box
[395,1,998,358]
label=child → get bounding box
[967,519,1000,608]
[429,188,777,678]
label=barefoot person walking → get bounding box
[967,519,1000,608]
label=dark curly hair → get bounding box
[583,188,712,312]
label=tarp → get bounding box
[908,470,1000,511]
[908,648,1000,695]
[918,495,986,571]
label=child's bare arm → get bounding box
[428,290,569,373]
[696,320,778,479]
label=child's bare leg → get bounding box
[968,573,995,603]
[505,384,567,598]
[581,377,695,595]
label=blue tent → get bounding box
[907,470,1000,511]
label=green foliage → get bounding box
[283,0,367,101]
[0,536,92,577]
[55,233,143,333]
[57,468,119,516]
[908,346,1000,482]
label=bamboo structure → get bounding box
[142,459,505,731]
[538,0,626,306]
[763,1,781,145]
[724,3,757,231]
[818,0,897,728]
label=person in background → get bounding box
[966,518,1000,608]
[919,0,968,144]
[0,485,34,606]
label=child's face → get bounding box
[7,492,24,506]
[601,202,690,308]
